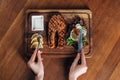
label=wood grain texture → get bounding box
[109,62,120,80]
[0,0,120,80]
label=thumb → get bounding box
[81,49,86,65]
[37,50,42,62]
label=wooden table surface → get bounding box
[0,0,120,80]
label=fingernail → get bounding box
[38,50,42,54]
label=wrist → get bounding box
[35,73,44,80]
[69,74,77,80]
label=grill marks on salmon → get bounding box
[48,14,66,49]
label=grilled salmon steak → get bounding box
[48,14,66,49]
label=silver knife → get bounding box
[37,32,41,50]
[78,29,83,53]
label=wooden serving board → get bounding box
[24,9,92,59]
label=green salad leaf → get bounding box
[66,37,75,46]
[82,36,87,45]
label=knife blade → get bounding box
[37,32,41,50]
[78,29,83,53]
[78,30,83,64]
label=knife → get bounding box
[37,32,41,50]
[78,30,83,64]
[78,29,83,53]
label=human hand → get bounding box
[27,48,44,80]
[69,49,88,80]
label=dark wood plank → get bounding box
[0,0,27,40]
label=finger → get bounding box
[29,48,37,62]
[37,50,43,62]
[71,53,80,67]
[41,58,43,61]
[81,49,86,65]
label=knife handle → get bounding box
[78,53,82,64]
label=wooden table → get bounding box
[0,0,120,80]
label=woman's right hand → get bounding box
[69,49,88,80]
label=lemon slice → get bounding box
[82,27,87,36]
[31,42,38,48]
[40,37,44,44]
[31,37,38,44]
[31,37,43,44]
[75,23,82,30]
[31,33,38,39]
[31,33,44,48]
[70,29,79,41]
